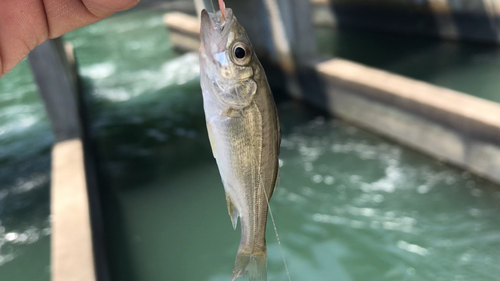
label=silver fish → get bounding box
[199,7,280,281]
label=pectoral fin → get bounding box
[206,122,216,158]
[226,192,239,230]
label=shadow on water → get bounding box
[0,126,52,219]
[328,1,439,40]
[321,0,444,71]
[449,0,500,43]
[83,80,211,189]
[76,71,112,281]
[328,0,500,44]
[79,73,219,280]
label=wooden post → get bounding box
[28,38,81,142]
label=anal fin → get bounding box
[226,192,239,230]
[270,161,280,196]
[273,168,280,195]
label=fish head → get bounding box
[199,8,258,109]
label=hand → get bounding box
[0,0,139,78]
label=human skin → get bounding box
[0,0,139,78]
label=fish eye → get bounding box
[230,42,252,66]
[234,47,245,59]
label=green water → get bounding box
[2,8,500,281]
[0,60,52,280]
[316,27,500,103]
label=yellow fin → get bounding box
[226,192,239,230]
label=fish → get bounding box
[199,5,281,281]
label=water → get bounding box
[0,60,53,280]
[2,8,500,281]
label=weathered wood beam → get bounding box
[28,38,80,142]
[51,139,96,281]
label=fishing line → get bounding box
[261,181,292,281]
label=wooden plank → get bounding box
[317,59,500,133]
[163,13,200,51]
[52,139,96,281]
[163,12,200,35]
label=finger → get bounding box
[0,0,49,77]
[0,0,139,77]
[44,0,140,37]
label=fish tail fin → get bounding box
[232,250,267,281]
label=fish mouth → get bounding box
[201,8,234,33]
[200,8,235,52]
